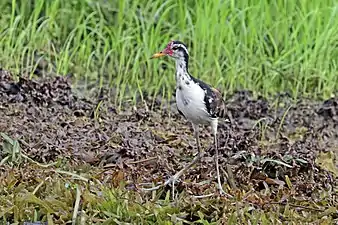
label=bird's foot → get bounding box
[140,153,201,193]
[139,175,180,192]
[217,184,233,198]
[139,183,164,192]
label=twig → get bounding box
[72,185,82,225]
[192,193,215,199]
[21,153,58,168]
[138,182,162,186]
[53,169,89,182]
[32,179,47,195]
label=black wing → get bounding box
[207,87,227,118]
[190,77,227,118]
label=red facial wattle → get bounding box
[164,48,173,56]
[150,41,174,59]
[164,41,174,56]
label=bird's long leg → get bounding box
[211,120,227,196]
[171,123,202,198]
[170,123,202,182]
[141,123,202,192]
[214,132,225,195]
[193,123,202,156]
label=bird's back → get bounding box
[189,76,227,119]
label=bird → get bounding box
[144,40,229,196]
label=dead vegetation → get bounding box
[0,69,337,224]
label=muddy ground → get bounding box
[0,68,337,205]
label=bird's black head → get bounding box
[167,41,189,60]
[151,40,189,61]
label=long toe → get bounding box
[218,185,232,198]
[170,173,181,184]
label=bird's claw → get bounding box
[217,185,233,198]
[139,176,179,192]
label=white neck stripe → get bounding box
[173,43,189,56]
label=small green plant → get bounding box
[0,133,57,168]
[0,132,22,166]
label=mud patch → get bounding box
[0,68,337,200]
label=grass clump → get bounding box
[0,0,338,105]
[1,164,336,224]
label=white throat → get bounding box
[175,58,190,82]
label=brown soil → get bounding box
[0,68,337,202]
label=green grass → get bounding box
[1,0,338,107]
[1,163,335,224]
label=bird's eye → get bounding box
[172,46,178,50]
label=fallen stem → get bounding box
[192,193,215,199]
[32,180,46,195]
[72,185,82,225]
[53,169,89,182]
[22,153,58,168]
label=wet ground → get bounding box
[0,68,337,203]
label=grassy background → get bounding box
[1,0,338,103]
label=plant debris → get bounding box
[0,68,337,223]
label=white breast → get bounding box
[176,78,211,125]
